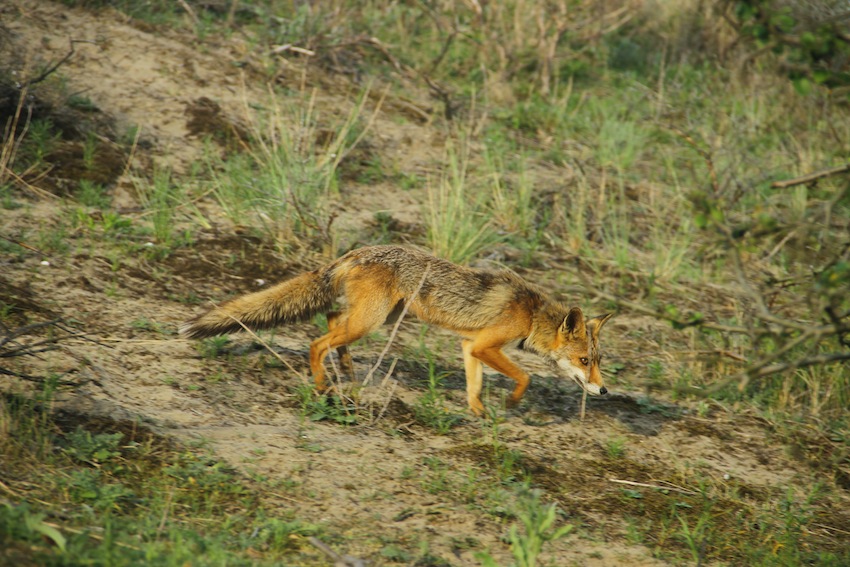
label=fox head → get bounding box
[553,308,613,396]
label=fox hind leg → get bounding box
[310,286,396,392]
[327,311,355,378]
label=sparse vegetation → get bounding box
[412,357,464,434]
[2,0,849,565]
[477,488,574,567]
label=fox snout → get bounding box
[583,382,608,396]
[556,358,607,395]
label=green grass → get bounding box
[134,166,184,249]
[0,383,322,565]
[412,358,464,434]
[425,136,502,264]
[207,85,376,252]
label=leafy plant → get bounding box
[477,488,573,567]
[197,335,231,358]
[605,437,627,459]
[76,179,110,208]
[297,384,358,425]
[728,0,850,93]
[0,502,67,553]
[63,427,126,470]
[64,469,136,512]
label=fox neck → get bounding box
[522,305,567,360]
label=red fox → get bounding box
[180,245,613,416]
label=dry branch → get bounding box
[21,38,97,88]
[308,536,366,567]
[0,318,93,384]
[608,478,699,496]
[771,163,850,188]
[210,306,309,385]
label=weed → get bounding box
[62,427,126,470]
[676,508,710,565]
[204,370,230,384]
[425,137,501,264]
[486,150,537,242]
[250,515,321,552]
[130,317,169,335]
[19,117,60,164]
[380,544,412,562]
[412,358,463,434]
[81,132,98,170]
[355,154,386,184]
[371,210,397,243]
[0,183,22,209]
[297,384,358,425]
[64,468,136,512]
[36,223,70,255]
[209,85,377,250]
[485,409,524,484]
[197,335,231,358]
[134,166,183,248]
[477,488,573,567]
[605,437,627,459]
[421,456,451,495]
[0,502,67,553]
[67,93,98,111]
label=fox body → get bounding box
[180,245,613,416]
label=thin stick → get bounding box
[771,163,850,188]
[375,372,399,423]
[308,536,366,567]
[0,479,21,498]
[176,0,200,26]
[608,478,699,496]
[155,488,174,539]
[213,306,309,385]
[811,522,850,537]
[579,388,587,421]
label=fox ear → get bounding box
[587,313,613,337]
[560,307,586,339]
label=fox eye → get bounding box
[579,357,589,365]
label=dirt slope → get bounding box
[2,2,848,566]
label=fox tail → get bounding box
[179,269,336,339]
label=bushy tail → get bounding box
[179,269,336,339]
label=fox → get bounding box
[179,245,613,416]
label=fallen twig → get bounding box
[308,536,367,567]
[608,478,699,496]
[771,163,850,188]
[19,38,99,89]
[579,388,587,421]
[211,307,310,386]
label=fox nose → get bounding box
[599,386,608,395]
